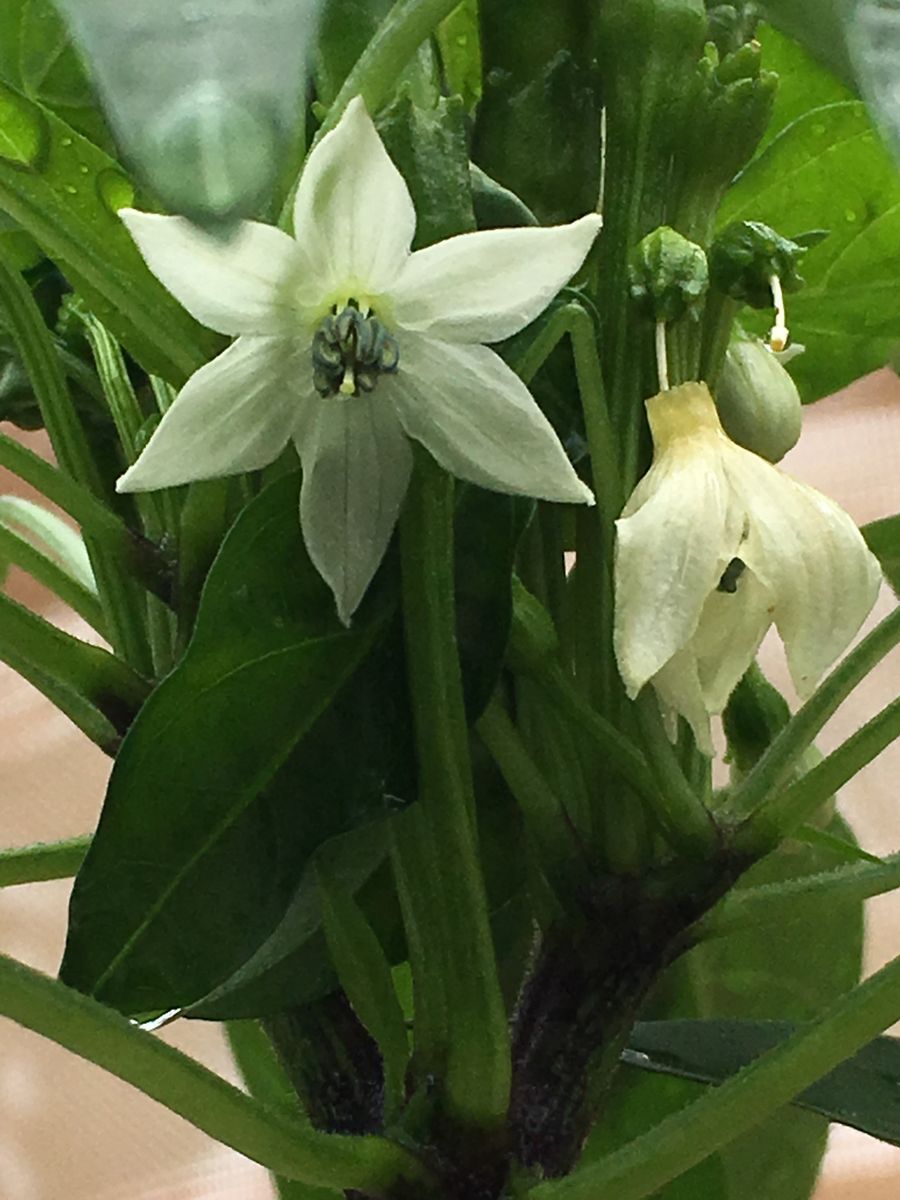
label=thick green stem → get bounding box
[729,605,900,823]
[0,837,91,888]
[0,954,428,1194]
[0,256,152,672]
[398,450,510,1130]
[736,695,900,854]
[529,949,900,1200]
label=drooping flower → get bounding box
[614,382,882,754]
[116,97,600,622]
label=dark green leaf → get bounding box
[626,1019,900,1147]
[863,514,900,596]
[61,476,392,1012]
[719,101,900,400]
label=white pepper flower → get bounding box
[614,382,882,754]
[116,97,599,621]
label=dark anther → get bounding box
[717,557,746,594]
[312,302,399,398]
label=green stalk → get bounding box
[736,695,900,854]
[634,692,718,856]
[0,591,147,753]
[529,949,900,1200]
[477,694,578,872]
[0,837,91,888]
[280,0,463,225]
[398,450,510,1130]
[0,256,152,673]
[0,523,106,634]
[729,605,900,821]
[692,852,900,941]
[0,954,429,1194]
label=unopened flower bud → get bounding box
[715,334,802,463]
[629,226,709,323]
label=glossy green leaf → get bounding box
[758,1,855,86]
[719,101,900,399]
[61,476,392,1013]
[0,0,111,147]
[0,493,94,589]
[863,514,900,595]
[626,1019,900,1147]
[757,23,853,149]
[0,87,220,384]
[436,0,482,113]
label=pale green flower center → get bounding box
[311,301,400,399]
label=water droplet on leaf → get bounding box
[0,82,49,170]
[96,169,135,214]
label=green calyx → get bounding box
[312,304,400,399]
[708,220,809,307]
[629,225,709,323]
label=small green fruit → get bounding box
[715,336,802,462]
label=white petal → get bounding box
[292,97,415,299]
[729,450,882,695]
[386,335,593,505]
[297,397,412,624]
[652,649,715,757]
[390,214,602,344]
[117,336,307,491]
[692,569,775,713]
[121,210,312,335]
[614,442,744,698]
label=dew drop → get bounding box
[845,209,858,223]
[812,123,826,136]
[0,82,49,170]
[96,169,135,214]
[61,136,73,148]
[64,184,77,195]
[79,164,89,175]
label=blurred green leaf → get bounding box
[436,0,482,113]
[719,101,900,399]
[757,23,853,149]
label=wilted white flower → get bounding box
[614,382,882,754]
[117,97,599,621]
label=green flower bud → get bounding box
[629,226,709,322]
[715,333,802,462]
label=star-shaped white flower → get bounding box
[614,382,882,754]
[116,97,599,621]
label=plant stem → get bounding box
[634,692,718,856]
[0,255,152,673]
[692,852,900,942]
[0,954,428,1194]
[398,449,510,1130]
[729,605,900,822]
[0,837,91,888]
[529,947,900,1200]
[280,0,464,225]
[736,695,900,854]
[0,523,106,634]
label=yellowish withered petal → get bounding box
[613,381,882,755]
